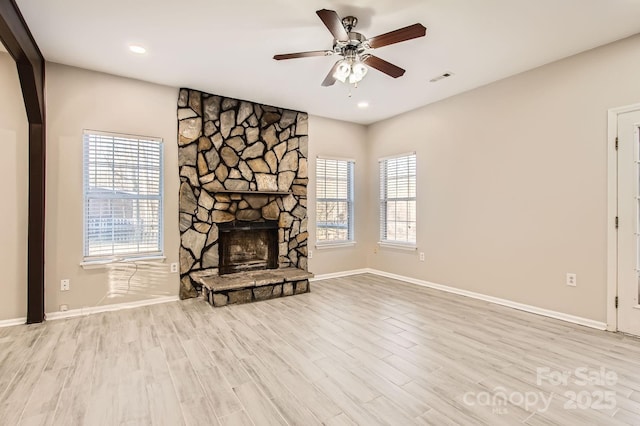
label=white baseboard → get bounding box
[0,317,27,328]
[45,295,180,321]
[321,268,607,330]
[4,269,607,331]
[310,268,371,282]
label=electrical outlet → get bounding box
[566,273,577,287]
[170,263,179,273]
[419,252,425,261]
[60,279,70,291]
[308,250,313,259]
[60,304,68,312]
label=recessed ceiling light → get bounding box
[357,101,369,108]
[128,45,147,54]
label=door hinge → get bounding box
[615,296,618,309]
[615,136,618,150]
[615,216,619,229]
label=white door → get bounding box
[617,110,640,335]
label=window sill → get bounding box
[377,242,417,251]
[315,241,357,249]
[80,255,166,270]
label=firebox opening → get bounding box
[218,221,278,275]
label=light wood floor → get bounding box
[1,274,640,425]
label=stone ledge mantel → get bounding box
[214,190,293,196]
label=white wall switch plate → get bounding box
[419,252,425,261]
[60,279,70,291]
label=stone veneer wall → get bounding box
[177,89,309,299]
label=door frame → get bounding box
[607,103,640,331]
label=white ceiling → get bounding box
[14,0,640,124]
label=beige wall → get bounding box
[45,63,180,313]
[366,34,640,322]
[0,52,28,320]
[307,116,368,275]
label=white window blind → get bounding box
[316,157,354,243]
[379,153,416,244]
[83,131,164,261]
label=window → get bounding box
[316,157,354,244]
[83,130,164,261]
[379,153,416,245]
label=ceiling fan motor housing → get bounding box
[333,31,368,56]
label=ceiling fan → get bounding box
[273,9,427,87]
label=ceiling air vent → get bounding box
[430,72,454,83]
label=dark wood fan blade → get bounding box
[321,61,341,86]
[273,50,332,60]
[362,55,405,78]
[367,23,426,49]
[316,9,349,42]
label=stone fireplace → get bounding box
[177,88,312,306]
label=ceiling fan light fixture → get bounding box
[349,61,368,84]
[333,60,352,83]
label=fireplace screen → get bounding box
[218,221,278,275]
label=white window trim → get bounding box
[315,156,355,245]
[80,255,166,270]
[315,241,357,249]
[82,130,165,263]
[379,152,417,246]
[378,151,416,161]
[377,241,417,251]
[316,154,357,163]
